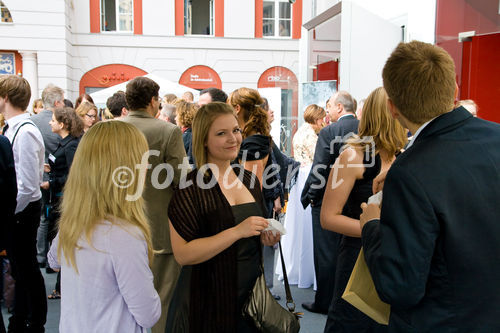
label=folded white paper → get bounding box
[264,218,286,236]
[367,191,383,206]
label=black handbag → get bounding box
[243,241,301,332]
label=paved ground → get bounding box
[2,267,327,332]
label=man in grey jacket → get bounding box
[31,84,64,269]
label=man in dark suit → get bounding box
[300,91,358,314]
[360,41,500,331]
[0,135,17,333]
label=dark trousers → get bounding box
[6,200,47,333]
[311,205,341,312]
[324,239,385,333]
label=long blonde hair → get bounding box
[57,121,153,271]
[349,87,407,157]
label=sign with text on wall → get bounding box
[179,65,222,90]
[0,52,15,75]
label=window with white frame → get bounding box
[101,0,133,32]
[263,0,291,37]
[184,0,214,35]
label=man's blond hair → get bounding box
[382,41,456,124]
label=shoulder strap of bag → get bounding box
[11,121,36,145]
[278,240,296,312]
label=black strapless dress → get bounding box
[166,202,261,333]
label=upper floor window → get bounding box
[0,1,13,23]
[101,0,133,32]
[184,0,214,35]
[263,0,291,37]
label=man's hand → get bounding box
[360,203,381,229]
[372,170,387,194]
[273,197,282,214]
[41,181,49,190]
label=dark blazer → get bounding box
[301,114,359,208]
[362,107,500,332]
[48,135,79,196]
[182,127,194,165]
[0,135,17,251]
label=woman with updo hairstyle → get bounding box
[45,107,84,299]
[228,88,272,187]
[175,100,198,165]
[76,100,98,132]
[293,104,326,166]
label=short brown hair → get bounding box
[54,107,84,137]
[126,77,160,110]
[382,41,456,124]
[0,75,31,111]
[303,104,326,124]
[175,100,198,128]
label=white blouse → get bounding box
[292,122,318,166]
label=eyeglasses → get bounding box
[86,113,97,119]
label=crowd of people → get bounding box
[0,40,499,333]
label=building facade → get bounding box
[0,0,302,126]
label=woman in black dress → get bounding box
[167,102,281,333]
[320,87,408,332]
[46,106,83,299]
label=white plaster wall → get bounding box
[407,0,436,43]
[224,0,254,38]
[69,35,299,96]
[0,0,70,100]
[143,0,175,36]
[340,0,401,101]
[71,0,90,34]
[316,0,340,15]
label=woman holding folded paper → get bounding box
[166,102,280,333]
[320,87,407,332]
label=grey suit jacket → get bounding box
[31,109,60,181]
[122,111,188,254]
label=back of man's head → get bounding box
[383,41,456,124]
[126,77,160,111]
[107,91,129,117]
[200,87,228,103]
[334,91,355,113]
[42,84,64,111]
[0,75,31,111]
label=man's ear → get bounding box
[387,98,399,119]
[454,82,459,101]
[121,107,129,117]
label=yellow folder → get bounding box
[341,249,391,325]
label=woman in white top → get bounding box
[48,121,160,333]
[276,104,326,288]
[292,104,326,166]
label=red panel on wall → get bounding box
[313,60,339,82]
[435,0,500,98]
[461,33,500,123]
[175,0,184,36]
[89,0,100,33]
[292,0,302,39]
[134,0,143,35]
[215,0,224,37]
[179,65,222,90]
[79,64,147,95]
[255,0,263,38]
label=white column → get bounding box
[19,51,38,113]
